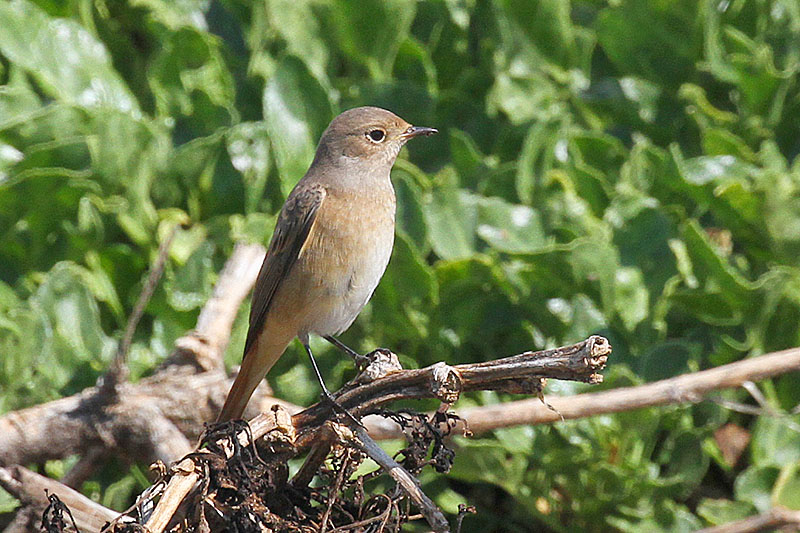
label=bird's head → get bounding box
[314,106,437,167]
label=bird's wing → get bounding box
[243,183,326,357]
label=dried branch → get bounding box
[0,465,117,532]
[396,344,800,438]
[60,447,107,489]
[104,224,180,391]
[349,424,449,533]
[140,458,200,533]
[293,335,610,436]
[0,243,272,470]
[112,337,609,533]
[291,421,341,489]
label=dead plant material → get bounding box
[39,336,612,532]
[41,492,79,533]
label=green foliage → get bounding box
[2,0,800,530]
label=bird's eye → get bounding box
[367,129,386,143]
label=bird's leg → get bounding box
[303,342,364,428]
[324,335,370,370]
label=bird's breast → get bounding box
[292,185,395,335]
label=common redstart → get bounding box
[217,107,437,422]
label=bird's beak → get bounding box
[400,126,438,140]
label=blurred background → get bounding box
[2,0,800,531]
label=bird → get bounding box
[217,106,437,423]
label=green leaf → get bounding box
[448,439,527,499]
[0,487,19,513]
[696,498,755,526]
[27,262,115,392]
[164,241,214,311]
[595,0,700,86]
[659,429,710,493]
[449,129,489,189]
[0,0,139,114]
[102,474,139,511]
[750,415,800,468]
[130,0,210,30]
[679,220,754,306]
[370,233,437,343]
[392,171,429,254]
[148,26,236,130]
[613,267,649,332]
[498,0,592,68]
[678,155,754,186]
[476,196,546,254]
[265,0,329,79]
[734,466,780,512]
[774,461,800,510]
[322,0,416,79]
[422,186,478,260]
[262,56,333,195]
[639,341,699,382]
[226,122,271,214]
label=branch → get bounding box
[123,337,611,533]
[0,243,273,468]
[104,224,179,391]
[414,344,800,437]
[0,465,117,532]
[139,458,199,533]
[349,424,449,533]
[293,335,610,436]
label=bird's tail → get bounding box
[216,337,291,422]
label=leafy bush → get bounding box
[2,0,800,530]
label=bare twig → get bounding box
[0,465,117,532]
[293,335,610,437]
[319,446,352,533]
[349,424,449,533]
[137,405,294,533]
[697,506,800,533]
[139,458,200,533]
[105,224,180,391]
[365,345,800,439]
[291,420,341,489]
[130,338,609,533]
[60,447,107,489]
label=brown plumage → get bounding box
[217,107,436,422]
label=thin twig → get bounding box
[293,335,610,436]
[327,496,394,532]
[0,465,118,532]
[319,452,351,533]
[104,224,180,390]
[348,424,450,533]
[364,344,800,439]
[291,421,339,489]
[60,446,107,489]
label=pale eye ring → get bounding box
[367,129,386,143]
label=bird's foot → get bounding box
[323,335,370,371]
[353,353,371,372]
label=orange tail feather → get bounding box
[216,337,290,422]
